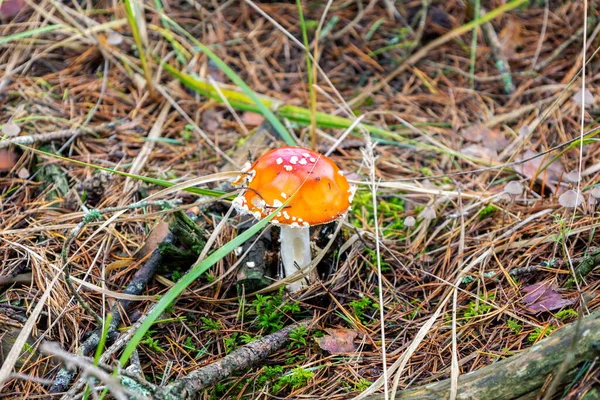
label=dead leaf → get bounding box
[521,281,574,313]
[572,88,595,108]
[0,0,26,18]
[0,149,18,172]
[201,109,222,132]
[317,328,358,354]
[462,125,508,151]
[462,144,499,161]
[242,112,265,127]
[514,150,564,193]
[136,221,170,259]
[498,19,523,60]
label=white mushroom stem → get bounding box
[279,225,311,292]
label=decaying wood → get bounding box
[367,311,600,400]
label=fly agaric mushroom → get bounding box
[233,147,354,292]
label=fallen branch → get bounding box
[365,311,600,399]
[160,320,311,399]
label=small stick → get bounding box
[0,127,105,149]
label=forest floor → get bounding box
[1,0,600,399]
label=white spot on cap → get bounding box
[251,197,265,209]
[298,218,303,222]
[309,157,316,163]
[302,221,310,227]
[283,211,290,220]
[281,192,287,199]
[292,216,297,221]
[247,170,256,183]
[252,211,262,220]
[291,222,300,228]
[276,157,283,165]
[241,161,252,172]
[232,196,245,210]
[290,156,298,165]
[284,165,293,172]
[348,185,357,203]
[272,199,283,208]
[302,152,310,158]
[272,219,280,225]
[338,170,345,176]
[299,158,307,165]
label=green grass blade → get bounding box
[118,208,280,366]
[21,145,226,198]
[153,16,297,146]
[123,0,154,95]
[0,24,64,45]
[162,66,486,162]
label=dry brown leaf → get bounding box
[462,144,499,162]
[317,328,358,354]
[462,125,508,150]
[515,150,564,193]
[0,0,26,18]
[499,19,524,59]
[201,109,222,132]
[137,221,170,259]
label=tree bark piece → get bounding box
[366,311,600,399]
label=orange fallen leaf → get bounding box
[242,112,265,127]
[0,149,18,172]
[317,328,358,354]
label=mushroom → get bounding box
[233,147,354,292]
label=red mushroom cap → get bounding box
[233,147,354,226]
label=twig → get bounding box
[162,320,311,398]
[479,7,515,94]
[0,129,95,149]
